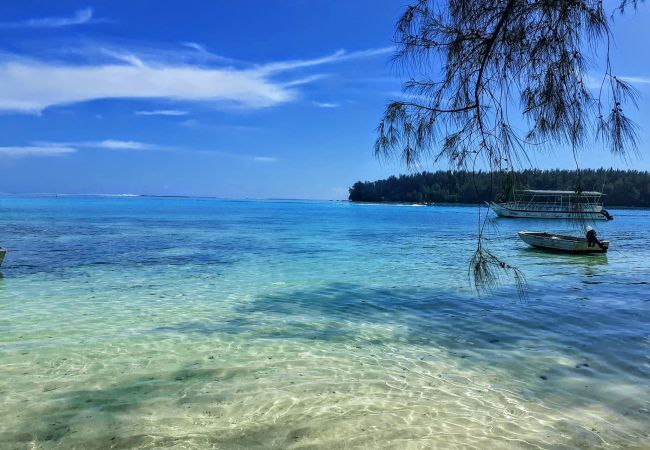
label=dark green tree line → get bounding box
[349,169,650,207]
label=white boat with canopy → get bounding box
[487,190,613,220]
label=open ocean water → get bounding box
[0,195,648,449]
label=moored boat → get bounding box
[518,231,609,254]
[487,190,613,220]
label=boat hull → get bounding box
[488,202,610,220]
[518,231,609,254]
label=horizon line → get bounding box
[0,192,346,201]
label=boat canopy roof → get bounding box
[521,189,604,196]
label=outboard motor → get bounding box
[602,209,614,220]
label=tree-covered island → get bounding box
[349,169,650,207]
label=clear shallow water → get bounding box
[0,196,648,449]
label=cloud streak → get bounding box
[0,8,94,29]
[0,145,76,157]
[257,47,393,74]
[312,101,340,108]
[0,46,392,114]
[32,139,161,151]
[89,140,157,150]
[0,140,279,164]
[585,74,650,90]
[619,76,650,85]
[252,156,277,162]
[181,42,237,64]
[135,109,188,116]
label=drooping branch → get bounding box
[377,0,641,171]
[375,0,643,294]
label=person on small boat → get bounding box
[585,226,605,250]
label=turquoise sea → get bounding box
[0,196,648,449]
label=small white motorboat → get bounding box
[518,231,609,254]
[0,247,5,266]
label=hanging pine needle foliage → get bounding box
[375,0,643,294]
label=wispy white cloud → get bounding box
[135,109,188,116]
[387,90,433,104]
[1,139,278,163]
[33,139,160,151]
[252,156,277,162]
[99,49,145,68]
[585,74,650,90]
[0,46,393,114]
[312,101,340,108]
[181,42,236,64]
[257,47,393,74]
[0,8,94,29]
[90,140,157,150]
[0,145,76,157]
[183,42,208,53]
[619,76,650,85]
[283,74,329,87]
[0,60,295,114]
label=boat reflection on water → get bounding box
[520,245,608,265]
[518,246,609,282]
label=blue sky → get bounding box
[0,1,648,198]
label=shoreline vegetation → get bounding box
[349,169,650,208]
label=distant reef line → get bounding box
[348,169,650,208]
